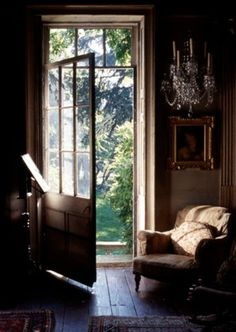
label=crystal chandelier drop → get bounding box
[161,38,216,117]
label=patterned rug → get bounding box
[0,309,55,331]
[87,315,204,331]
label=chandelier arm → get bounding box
[200,90,207,101]
[164,92,177,107]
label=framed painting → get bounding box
[168,116,214,170]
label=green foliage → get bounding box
[96,193,123,241]
[96,193,128,255]
[49,29,75,62]
[106,29,131,65]
[49,28,134,253]
[107,121,133,252]
[95,68,133,192]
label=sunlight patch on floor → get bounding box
[96,254,132,267]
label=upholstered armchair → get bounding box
[133,205,231,291]
[188,236,236,326]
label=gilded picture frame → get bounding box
[168,116,214,170]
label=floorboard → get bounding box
[2,267,195,332]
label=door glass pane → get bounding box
[76,105,89,151]
[48,108,59,192]
[62,66,73,107]
[62,152,74,195]
[76,64,90,198]
[76,67,89,151]
[77,152,90,198]
[76,68,89,108]
[62,107,73,150]
[48,151,59,192]
[48,108,59,150]
[48,69,59,107]
[77,29,103,66]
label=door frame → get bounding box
[25,4,156,262]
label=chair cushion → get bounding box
[171,221,216,256]
[175,205,228,234]
[133,254,197,283]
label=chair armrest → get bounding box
[137,230,172,255]
[195,235,228,281]
[191,285,236,307]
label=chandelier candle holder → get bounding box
[161,38,216,117]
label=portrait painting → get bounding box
[168,116,214,170]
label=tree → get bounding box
[48,28,134,246]
[107,121,133,252]
[95,68,133,192]
[49,29,75,62]
[48,28,134,193]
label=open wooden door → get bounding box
[41,53,96,286]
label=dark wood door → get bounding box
[41,53,96,286]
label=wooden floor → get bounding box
[1,267,196,332]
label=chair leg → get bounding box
[134,273,141,291]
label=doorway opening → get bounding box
[43,18,142,266]
[26,4,155,287]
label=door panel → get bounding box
[42,53,96,287]
[43,197,94,285]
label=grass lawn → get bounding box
[96,193,127,254]
[96,193,123,241]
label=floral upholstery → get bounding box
[171,221,217,256]
[175,205,229,234]
[138,230,172,255]
[133,205,231,291]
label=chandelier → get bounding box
[161,38,216,117]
